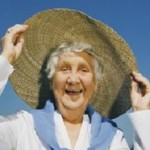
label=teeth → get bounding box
[65,89,82,93]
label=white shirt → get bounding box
[54,111,91,150]
[0,55,150,150]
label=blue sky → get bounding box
[0,0,150,147]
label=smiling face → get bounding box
[52,51,96,120]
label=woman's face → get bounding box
[52,51,96,115]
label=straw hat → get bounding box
[10,9,137,118]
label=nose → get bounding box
[67,72,80,85]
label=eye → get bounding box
[79,64,90,73]
[80,66,90,73]
[81,68,89,72]
[61,67,68,71]
[60,66,71,73]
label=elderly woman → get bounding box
[1,9,150,150]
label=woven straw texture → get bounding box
[10,9,138,118]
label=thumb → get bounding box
[14,37,24,59]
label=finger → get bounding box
[15,35,24,58]
[6,24,28,35]
[4,24,28,45]
[130,77,140,109]
[2,24,28,46]
[132,71,150,95]
[132,72,150,87]
[130,76,141,98]
[131,76,138,91]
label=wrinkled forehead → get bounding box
[58,51,95,67]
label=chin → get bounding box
[63,102,87,112]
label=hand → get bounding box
[131,71,150,111]
[1,24,28,64]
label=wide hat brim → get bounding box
[10,9,137,118]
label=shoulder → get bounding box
[0,110,35,144]
[109,129,129,149]
[0,110,34,128]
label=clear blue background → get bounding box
[0,0,150,148]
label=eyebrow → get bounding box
[56,61,70,68]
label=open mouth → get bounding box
[65,89,83,94]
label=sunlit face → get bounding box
[52,51,96,116]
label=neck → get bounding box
[60,108,85,124]
[63,115,83,149]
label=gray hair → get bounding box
[46,41,103,81]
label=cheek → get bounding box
[82,75,95,93]
[81,77,95,106]
[52,74,66,94]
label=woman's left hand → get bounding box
[131,71,150,111]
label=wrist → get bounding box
[1,51,14,64]
[132,106,150,112]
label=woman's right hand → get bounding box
[1,24,28,64]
